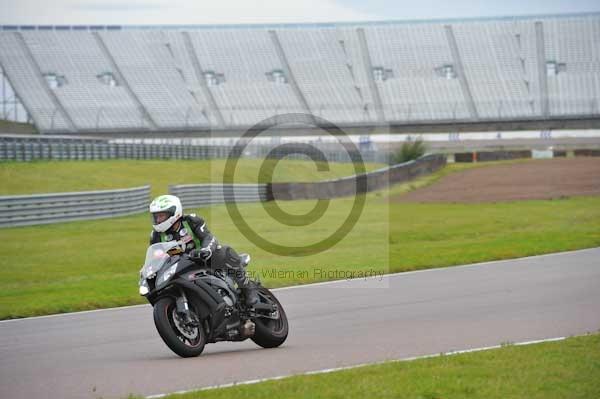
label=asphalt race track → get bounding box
[1,248,599,399]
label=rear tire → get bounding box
[251,287,288,348]
[153,297,206,358]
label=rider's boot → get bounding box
[239,274,259,306]
[235,252,258,306]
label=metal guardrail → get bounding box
[0,154,443,228]
[0,185,150,228]
[169,184,268,209]
[269,154,447,200]
[169,155,447,207]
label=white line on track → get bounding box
[1,246,597,324]
[145,336,569,398]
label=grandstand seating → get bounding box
[99,30,212,129]
[188,29,303,126]
[21,31,143,129]
[0,32,72,131]
[452,20,541,119]
[544,16,600,116]
[0,13,598,133]
[364,22,470,121]
[277,28,373,123]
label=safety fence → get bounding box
[0,136,245,161]
[0,135,388,163]
[0,185,150,228]
[169,184,269,209]
[269,154,446,200]
[169,154,446,205]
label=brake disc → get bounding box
[172,309,199,340]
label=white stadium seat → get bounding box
[0,14,598,132]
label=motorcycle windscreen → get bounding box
[141,241,179,279]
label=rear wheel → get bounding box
[153,297,206,358]
[251,287,288,348]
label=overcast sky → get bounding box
[1,0,599,25]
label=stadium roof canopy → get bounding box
[1,11,599,31]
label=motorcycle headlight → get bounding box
[139,279,149,296]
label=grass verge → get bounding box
[138,333,600,399]
[1,160,599,319]
[0,119,36,133]
[0,159,383,197]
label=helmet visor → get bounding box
[152,206,176,225]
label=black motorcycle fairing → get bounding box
[143,253,267,343]
[155,255,196,291]
[197,274,238,305]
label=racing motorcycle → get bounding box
[139,241,288,357]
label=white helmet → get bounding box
[149,195,183,233]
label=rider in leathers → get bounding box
[149,195,258,305]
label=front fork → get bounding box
[175,289,197,326]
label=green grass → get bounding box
[1,160,600,319]
[0,119,36,133]
[0,159,383,197]
[142,333,600,399]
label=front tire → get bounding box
[251,287,288,348]
[153,297,206,358]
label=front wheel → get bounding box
[153,296,206,358]
[251,287,288,348]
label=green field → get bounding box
[0,119,36,133]
[0,159,383,197]
[142,333,600,399]
[1,160,600,319]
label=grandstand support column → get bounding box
[14,32,77,133]
[0,59,38,129]
[181,31,225,128]
[268,30,316,123]
[356,28,385,125]
[444,25,479,121]
[92,32,158,130]
[535,21,549,118]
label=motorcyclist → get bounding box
[148,194,258,305]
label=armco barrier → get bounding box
[169,184,268,209]
[0,185,151,228]
[269,154,447,200]
[0,156,444,228]
[169,155,446,206]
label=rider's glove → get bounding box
[190,247,212,261]
[198,247,212,260]
[192,248,212,260]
